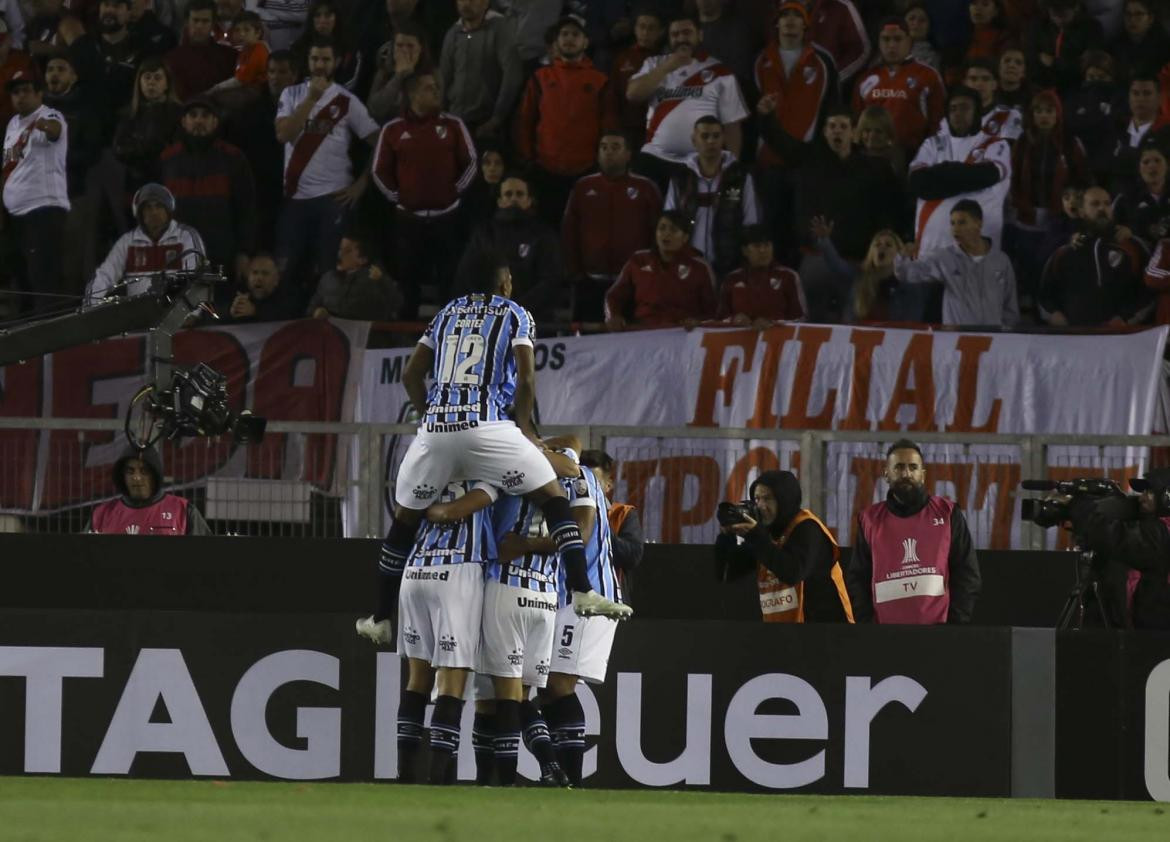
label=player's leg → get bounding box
[489,675,524,785]
[398,657,434,783]
[428,666,471,784]
[517,593,568,786]
[540,672,587,787]
[472,693,496,786]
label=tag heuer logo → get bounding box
[678,264,691,279]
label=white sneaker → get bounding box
[572,590,633,621]
[356,615,393,645]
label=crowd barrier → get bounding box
[1,536,1167,800]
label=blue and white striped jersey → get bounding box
[559,466,623,605]
[406,482,498,568]
[418,294,536,426]
[486,495,560,594]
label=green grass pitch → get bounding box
[0,778,1167,841]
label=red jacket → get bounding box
[605,247,717,327]
[372,109,477,217]
[562,171,662,278]
[754,42,837,168]
[854,58,947,151]
[164,40,236,102]
[808,0,870,81]
[513,58,618,176]
[718,264,806,321]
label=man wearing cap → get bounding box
[626,13,748,190]
[853,16,946,152]
[2,69,69,313]
[84,182,206,304]
[159,97,256,292]
[1067,468,1170,630]
[512,16,618,225]
[908,85,1012,255]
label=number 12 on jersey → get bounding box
[438,333,485,384]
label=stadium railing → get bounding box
[0,417,1163,548]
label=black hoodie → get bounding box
[714,470,852,623]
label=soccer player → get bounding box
[357,264,631,710]
[539,454,625,787]
[392,481,498,784]
[425,441,582,788]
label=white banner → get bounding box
[357,325,1169,547]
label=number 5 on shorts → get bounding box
[561,625,574,647]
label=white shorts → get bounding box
[477,580,557,688]
[397,563,483,669]
[549,605,617,685]
[394,421,559,510]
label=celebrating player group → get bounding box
[355,261,631,787]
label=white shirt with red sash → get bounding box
[2,104,70,216]
[859,496,955,624]
[631,51,748,163]
[277,81,379,200]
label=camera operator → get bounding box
[714,470,854,623]
[85,445,210,536]
[848,439,981,624]
[1066,468,1170,630]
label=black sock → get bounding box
[520,699,557,768]
[472,713,495,785]
[397,690,427,783]
[376,518,418,620]
[428,694,464,785]
[540,496,591,593]
[544,693,586,786]
[493,700,521,786]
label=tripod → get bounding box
[1055,549,1111,630]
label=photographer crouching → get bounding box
[1062,468,1170,630]
[714,471,854,623]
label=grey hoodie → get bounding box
[894,242,1019,327]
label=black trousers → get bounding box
[391,210,463,318]
[7,205,67,314]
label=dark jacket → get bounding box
[760,119,904,259]
[1039,232,1152,325]
[455,210,563,322]
[159,134,258,270]
[1072,497,1170,631]
[1025,12,1104,91]
[223,88,284,250]
[130,11,178,57]
[714,470,852,623]
[668,158,754,277]
[112,100,184,185]
[44,84,106,197]
[307,265,404,321]
[847,489,981,624]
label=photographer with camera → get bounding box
[848,439,981,625]
[1062,468,1170,630]
[714,470,853,623]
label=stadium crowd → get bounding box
[2,0,1170,331]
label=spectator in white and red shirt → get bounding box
[2,69,69,313]
[274,37,379,298]
[625,13,748,191]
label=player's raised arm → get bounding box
[402,344,434,418]
[512,344,537,440]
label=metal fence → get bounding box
[0,417,1164,549]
